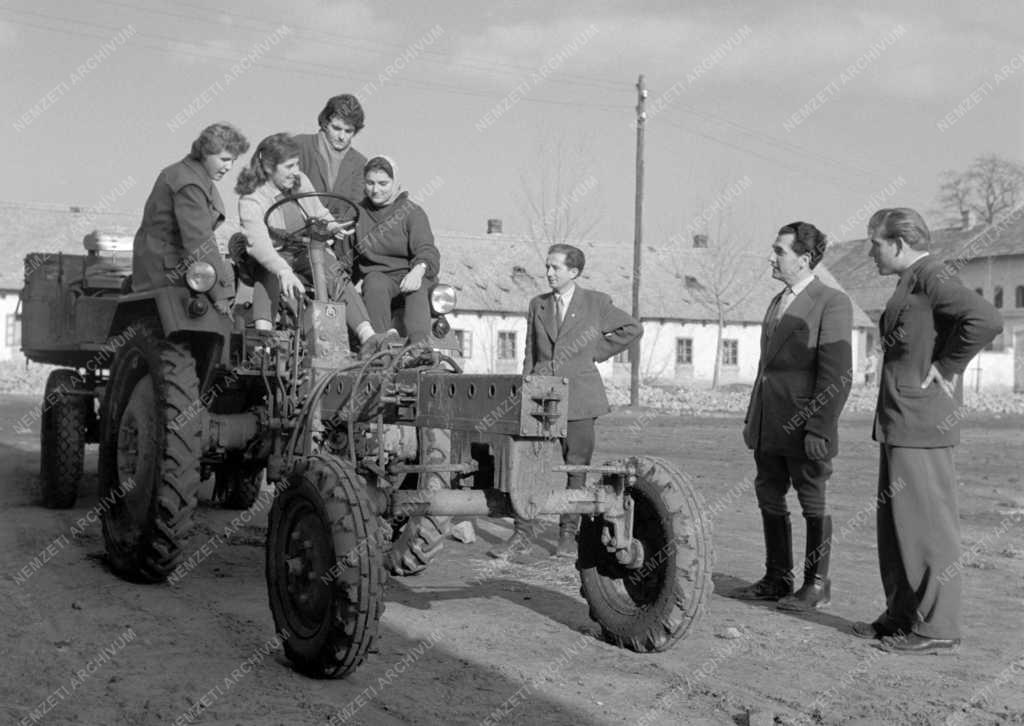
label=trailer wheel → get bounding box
[578,457,713,652]
[266,454,385,678]
[387,427,452,576]
[98,325,202,583]
[39,369,88,509]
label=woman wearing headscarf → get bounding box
[132,122,249,316]
[234,133,382,347]
[344,156,440,343]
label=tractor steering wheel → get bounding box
[263,191,361,246]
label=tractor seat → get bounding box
[83,231,133,253]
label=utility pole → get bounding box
[630,74,646,408]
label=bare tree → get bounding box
[673,207,762,389]
[935,154,1024,225]
[516,130,603,258]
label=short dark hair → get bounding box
[317,94,365,132]
[189,122,249,161]
[548,244,585,274]
[867,207,931,251]
[777,221,827,269]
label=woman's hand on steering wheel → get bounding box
[329,220,355,239]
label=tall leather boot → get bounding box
[778,515,832,611]
[732,512,794,600]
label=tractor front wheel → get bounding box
[266,454,386,678]
[578,457,713,652]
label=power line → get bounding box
[0,8,630,113]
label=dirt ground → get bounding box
[1,394,1023,726]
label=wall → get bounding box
[0,292,22,362]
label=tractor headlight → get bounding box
[430,284,456,315]
[185,262,217,293]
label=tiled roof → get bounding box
[0,201,871,328]
[437,231,873,328]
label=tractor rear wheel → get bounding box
[39,369,88,509]
[386,427,452,576]
[578,457,713,652]
[98,325,202,583]
[266,454,386,678]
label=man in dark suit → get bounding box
[852,207,1001,654]
[295,94,368,221]
[487,243,643,559]
[735,222,853,611]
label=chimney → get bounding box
[487,218,503,234]
[692,234,708,248]
[961,209,976,230]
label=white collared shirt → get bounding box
[554,284,576,322]
[777,274,814,318]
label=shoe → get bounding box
[777,515,832,611]
[853,621,901,640]
[554,531,576,559]
[361,330,402,358]
[777,575,831,610]
[487,529,535,559]
[731,576,794,601]
[732,512,794,601]
[879,632,960,654]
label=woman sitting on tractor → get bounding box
[235,133,389,349]
[132,122,249,317]
[342,156,440,344]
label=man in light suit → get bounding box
[295,94,368,222]
[488,243,643,559]
[735,222,853,611]
[853,208,1001,654]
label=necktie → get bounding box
[555,295,564,334]
[768,288,792,337]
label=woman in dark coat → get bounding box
[344,156,440,343]
[132,122,249,316]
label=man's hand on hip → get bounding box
[922,363,958,398]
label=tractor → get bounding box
[20,191,713,677]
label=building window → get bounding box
[613,349,629,364]
[994,286,1003,308]
[497,331,517,360]
[675,337,693,365]
[721,338,738,367]
[1016,285,1024,308]
[5,313,20,347]
[453,329,472,358]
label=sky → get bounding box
[2,0,1023,257]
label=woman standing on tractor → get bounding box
[234,132,386,349]
[132,122,249,316]
[343,156,440,344]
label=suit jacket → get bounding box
[873,255,1002,447]
[294,133,367,220]
[523,286,642,421]
[132,157,234,302]
[744,277,853,458]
